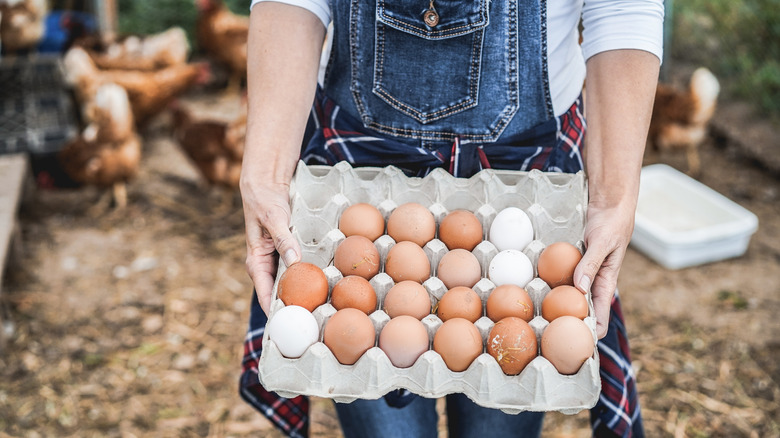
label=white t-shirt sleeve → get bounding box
[581,0,665,62]
[250,0,331,27]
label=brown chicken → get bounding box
[648,67,721,176]
[63,46,209,125]
[0,0,47,53]
[196,0,248,91]
[170,103,245,190]
[59,83,142,208]
[85,27,191,71]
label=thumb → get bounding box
[264,214,301,268]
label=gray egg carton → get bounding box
[258,161,600,415]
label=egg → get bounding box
[537,241,582,288]
[486,284,534,322]
[383,280,431,320]
[438,209,483,251]
[386,202,436,247]
[277,262,329,312]
[436,286,482,323]
[379,315,429,368]
[487,317,538,375]
[488,249,534,288]
[436,248,481,289]
[384,241,430,283]
[541,285,588,321]
[323,308,376,365]
[339,203,385,241]
[489,207,534,251]
[333,235,381,280]
[267,305,320,358]
[540,315,595,375]
[331,275,378,315]
[433,317,483,372]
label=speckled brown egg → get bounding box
[541,285,588,321]
[334,235,381,280]
[331,275,378,315]
[323,308,376,365]
[339,203,385,242]
[383,280,431,320]
[537,242,582,288]
[384,241,430,284]
[386,203,436,247]
[277,262,329,312]
[541,315,594,375]
[436,286,482,323]
[439,209,483,251]
[486,284,534,322]
[433,317,483,372]
[487,316,538,375]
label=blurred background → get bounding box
[0,0,778,437]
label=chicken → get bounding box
[59,83,142,208]
[0,0,47,54]
[648,67,721,176]
[86,27,190,71]
[63,46,210,125]
[196,0,249,92]
[170,103,245,190]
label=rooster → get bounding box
[0,0,47,54]
[59,83,142,209]
[195,0,248,92]
[648,67,721,176]
[170,103,245,190]
[63,46,210,125]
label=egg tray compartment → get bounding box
[258,161,600,414]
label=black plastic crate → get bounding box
[0,55,79,156]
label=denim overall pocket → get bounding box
[373,0,489,124]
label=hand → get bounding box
[573,200,636,339]
[241,178,301,315]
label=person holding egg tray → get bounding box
[239,0,662,436]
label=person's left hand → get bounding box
[573,199,637,339]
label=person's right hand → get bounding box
[240,177,301,315]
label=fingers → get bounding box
[260,208,301,268]
[574,234,623,339]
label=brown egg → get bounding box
[331,275,378,315]
[386,203,436,247]
[323,308,376,365]
[383,280,431,320]
[486,284,534,322]
[339,203,385,242]
[277,262,329,312]
[384,241,430,284]
[541,315,595,375]
[537,242,582,288]
[433,317,483,372]
[541,285,588,321]
[436,249,481,289]
[436,286,482,323]
[487,317,538,375]
[438,209,483,251]
[379,315,430,368]
[334,235,381,280]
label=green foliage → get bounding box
[116,0,249,51]
[672,0,780,115]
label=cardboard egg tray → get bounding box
[258,161,600,415]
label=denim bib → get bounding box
[323,0,553,143]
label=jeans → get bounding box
[334,393,545,438]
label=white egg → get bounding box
[488,249,534,288]
[267,305,320,358]
[489,207,534,251]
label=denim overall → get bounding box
[240,0,644,436]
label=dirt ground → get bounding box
[0,82,778,438]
